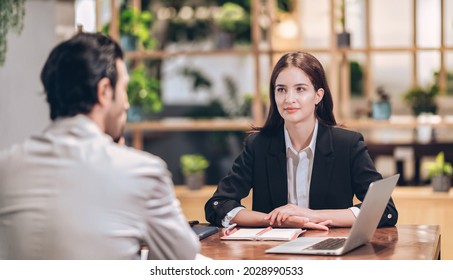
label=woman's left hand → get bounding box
[264,204,313,226]
[264,204,357,229]
[274,215,330,230]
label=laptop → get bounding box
[266,174,399,256]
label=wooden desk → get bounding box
[175,186,450,258]
[392,187,453,259]
[199,225,440,260]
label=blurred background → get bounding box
[1,0,453,186]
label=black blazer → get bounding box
[205,123,398,227]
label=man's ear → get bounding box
[96,77,113,107]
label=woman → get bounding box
[204,52,397,230]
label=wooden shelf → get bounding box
[124,118,253,149]
[268,46,453,55]
[125,48,254,59]
[125,118,253,131]
[338,46,453,53]
[341,117,453,130]
[125,117,453,134]
[109,1,453,148]
[123,116,453,149]
[123,47,430,60]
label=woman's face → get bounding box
[274,67,324,125]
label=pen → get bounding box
[225,223,237,234]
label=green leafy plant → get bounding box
[180,154,209,176]
[102,7,155,50]
[120,8,155,49]
[433,70,453,96]
[424,152,453,178]
[213,2,249,34]
[127,66,162,113]
[335,0,351,48]
[338,0,347,32]
[403,84,439,116]
[0,0,26,66]
[180,67,212,91]
[164,8,211,43]
[350,61,364,96]
[277,0,293,12]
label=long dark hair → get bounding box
[258,52,336,134]
[40,32,123,120]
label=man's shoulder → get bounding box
[111,143,163,161]
[108,144,168,171]
[0,141,28,162]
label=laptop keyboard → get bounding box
[306,238,347,250]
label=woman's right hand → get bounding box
[230,208,331,230]
[281,216,332,230]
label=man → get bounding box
[0,33,200,259]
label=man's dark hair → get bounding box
[40,32,124,120]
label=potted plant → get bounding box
[180,154,210,190]
[213,2,250,48]
[127,66,162,122]
[336,0,351,48]
[403,84,439,116]
[350,61,364,97]
[102,7,155,51]
[423,152,452,192]
[372,86,391,120]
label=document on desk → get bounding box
[221,227,305,241]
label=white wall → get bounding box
[0,0,57,150]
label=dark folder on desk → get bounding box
[191,225,219,240]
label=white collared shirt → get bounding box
[284,121,360,217]
[284,122,318,207]
[221,121,359,227]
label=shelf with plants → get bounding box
[100,0,266,154]
[103,1,266,141]
[100,0,453,188]
[106,0,453,150]
[268,0,453,122]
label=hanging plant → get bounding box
[0,0,26,66]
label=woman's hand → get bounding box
[281,216,332,230]
[264,204,313,225]
[264,204,331,230]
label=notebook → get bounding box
[221,227,305,241]
[266,174,399,256]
